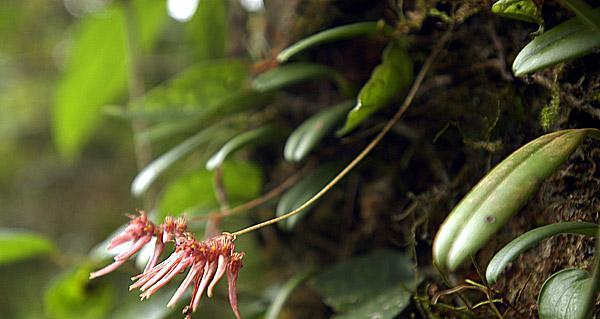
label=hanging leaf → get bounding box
[284,101,353,162]
[252,63,352,96]
[486,222,598,284]
[311,250,418,318]
[538,268,591,319]
[558,0,600,30]
[206,125,282,170]
[44,264,113,319]
[491,0,543,25]
[131,122,234,196]
[338,41,412,135]
[277,22,381,63]
[276,163,341,230]
[265,269,316,319]
[0,229,55,265]
[159,161,263,218]
[433,128,600,271]
[187,0,228,60]
[513,8,600,76]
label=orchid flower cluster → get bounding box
[89,211,244,319]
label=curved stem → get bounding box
[230,27,454,237]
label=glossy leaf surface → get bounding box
[277,22,380,62]
[207,125,280,170]
[513,8,600,76]
[339,41,412,135]
[486,222,598,284]
[284,101,352,162]
[538,268,591,319]
[433,128,599,271]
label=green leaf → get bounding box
[276,162,341,230]
[559,0,600,30]
[133,0,168,51]
[284,101,353,162]
[131,59,249,116]
[538,268,591,319]
[112,287,178,319]
[486,222,598,284]
[206,125,282,170]
[252,63,352,96]
[159,161,263,218]
[187,0,228,60]
[433,128,600,271]
[491,0,543,25]
[0,229,55,265]
[52,5,128,160]
[513,8,600,76]
[311,250,417,317]
[44,264,113,319]
[277,22,381,63]
[338,41,412,135]
[131,122,233,197]
[265,269,316,319]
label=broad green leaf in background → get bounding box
[207,125,282,170]
[284,101,353,162]
[512,8,600,76]
[538,268,591,319]
[131,122,234,196]
[433,128,600,271]
[277,22,381,63]
[0,229,55,265]
[44,264,113,319]
[276,163,341,230]
[265,269,316,319]
[491,0,543,25]
[558,0,600,30]
[187,0,228,60]
[159,161,263,218]
[338,41,412,135]
[486,222,598,284]
[311,250,418,318]
[52,0,166,160]
[131,59,249,116]
[252,63,352,96]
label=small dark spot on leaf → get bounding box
[485,215,496,223]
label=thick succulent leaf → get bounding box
[276,163,340,230]
[538,268,591,319]
[131,122,234,196]
[491,0,543,25]
[277,22,380,63]
[486,222,598,284]
[265,269,316,319]
[159,161,263,218]
[559,0,600,30]
[252,63,351,96]
[312,250,418,317]
[0,229,55,265]
[207,125,281,170]
[44,264,113,319]
[433,128,599,271]
[338,41,412,135]
[284,101,353,162]
[513,8,600,76]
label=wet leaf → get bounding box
[265,269,316,319]
[491,0,543,25]
[486,222,598,284]
[538,268,591,319]
[276,163,340,230]
[207,125,282,170]
[312,250,418,317]
[433,128,600,271]
[44,264,113,319]
[159,161,263,218]
[252,63,352,96]
[277,22,381,63]
[513,8,600,76]
[284,101,353,162]
[0,229,55,265]
[338,41,412,135]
